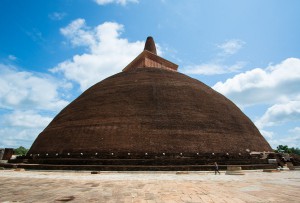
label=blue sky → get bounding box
[0,0,300,149]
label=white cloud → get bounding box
[290,127,300,134]
[0,64,69,111]
[0,110,52,148]
[255,101,300,129]
[0,64,70,148]
[213,58,300,106]
[282,134,300,148]
[182,61,245,75]
[51,19,144,91]
[25,28,45,43]
[60,18,95,47]
[213,58,300,148]
[266,127,300,148]
[181,39,246,75]
[8,55,17,61]
[48,12,67,21]
[217,39,245,55]
[0,110,53,148]
[94,0,138,6]
[3,110,52,128]
[0,127,42,148]
[259,129,274,139]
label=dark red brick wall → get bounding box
[28,68,272,157]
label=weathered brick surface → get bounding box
[28,67,272,158]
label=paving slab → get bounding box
[0,170,299,202]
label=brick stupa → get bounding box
[21,37,273,170]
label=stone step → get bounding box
[15,158,270,166]
[0,162,276,171]
[263,169,280,172]
[225,166,245,175]
[293,166,300,170]
[225,171,245,175]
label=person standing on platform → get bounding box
[214,162,220,175]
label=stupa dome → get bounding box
[28,37,272,158]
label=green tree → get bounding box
[14,146,28,155]
[276,145,300,155]
[277,145,289,153]
[290,147,300,155]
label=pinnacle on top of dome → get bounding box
[122,36,178,72]
[144,36,157,55]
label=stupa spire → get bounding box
[122,36,178,72]
[144,36,157,55]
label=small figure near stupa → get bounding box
[214,162,220,175]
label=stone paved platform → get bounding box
[0,170,299,202]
